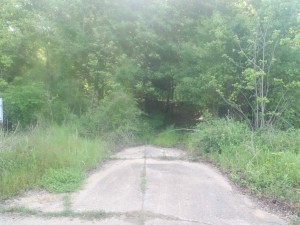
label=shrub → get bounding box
[79,91,142,144]
[190,119,250,154]
[2,82,46,128]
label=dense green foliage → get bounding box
[0,0,299,129]
[79,91,143,143]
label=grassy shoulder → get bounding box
[0,125,111,199]
[188,119,300,215]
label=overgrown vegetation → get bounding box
[150,126,188,148]
[78,91,143,144]
[189,119,300,212]
[1,0,299,130]
[0,0,299,218]
[0,126,110,199]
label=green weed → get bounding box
[0,206,39,215]
[0,204,108,219]
[140,160,147,194]
[41,168,83,193]
[62,194,72,212]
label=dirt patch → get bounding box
[3,190,65,213]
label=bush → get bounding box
[2,82,46,128]
[79,91,143,144]
[190,119,250,154]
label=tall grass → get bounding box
[189,119,300,212]
[0,125,110,199]
[150,126,188,148]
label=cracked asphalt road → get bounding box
[0,146,287,225]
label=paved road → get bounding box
[0,146,287,225]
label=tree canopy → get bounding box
[0,0,299,128]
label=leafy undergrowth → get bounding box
[0,125,110,199]
[189,119,300,215]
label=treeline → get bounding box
[0,0,299,129]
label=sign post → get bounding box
[0,98,3,128]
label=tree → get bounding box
[208,0,300,128]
